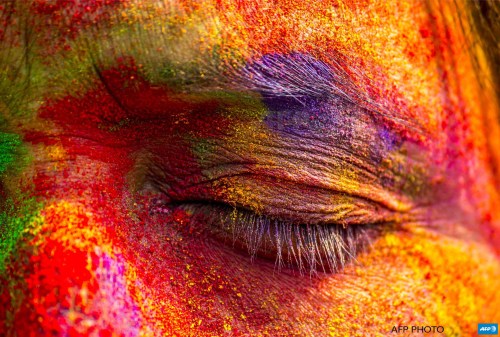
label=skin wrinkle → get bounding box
[200,129,418,212]
[169,155,414,220]
[208,177,396,224]
[168,110,404,212]
[0,0,500,336]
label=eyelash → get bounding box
[152,200,378,275]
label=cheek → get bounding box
[11,195,500,336]
[333,230,500,335]
[3,201,144,335]
[8,198,312,336]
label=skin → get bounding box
[1,0,500,336]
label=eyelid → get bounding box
[156,164,404,226]
[186,110,416,215]
[148,136,413,227]
[189,133,414,212]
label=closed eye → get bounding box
[103,53,424,275]
[150,198,392,275]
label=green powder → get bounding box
[0,131,39,274]
[0,132,22,176]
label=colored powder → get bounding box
[0,132,22,175]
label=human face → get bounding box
[1,0,499,336]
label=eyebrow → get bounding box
[234,52,426,142]
[239,53,339,98]
[90,48,428,146]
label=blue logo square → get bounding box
[478,323,498,335]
